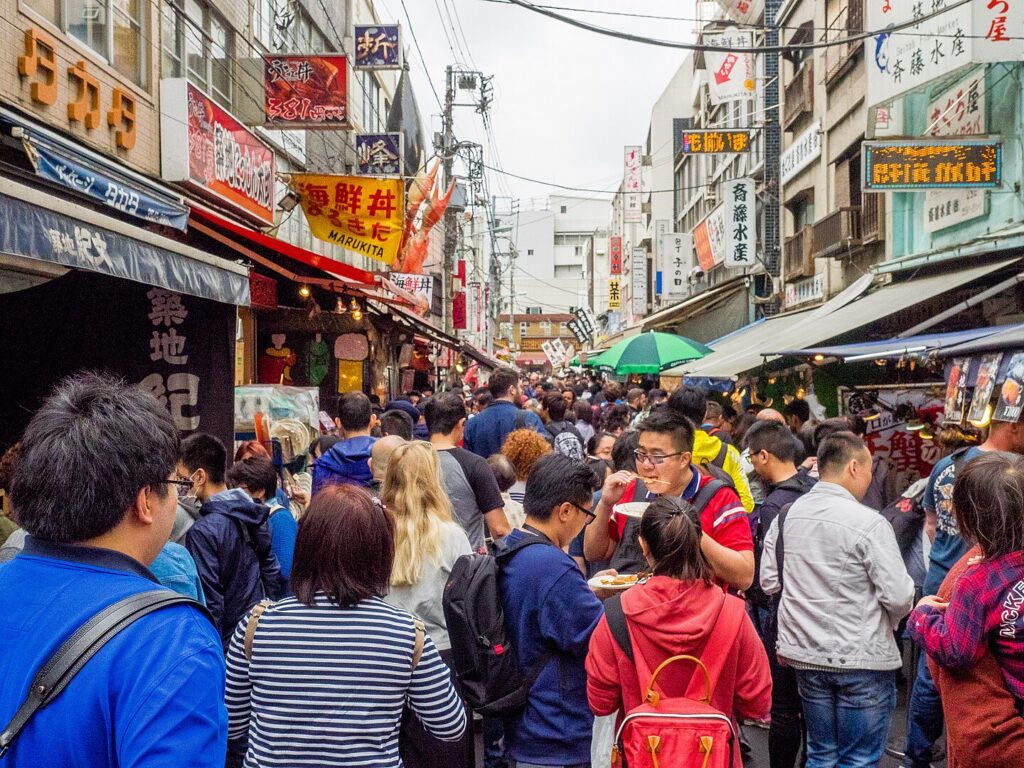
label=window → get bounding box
[527,249,534,256]
[560,205,567,214]
[361,71,382,131]
[540,321,551,335]
[63,0,146,85]
[555,265,583,279]
[526,307,543,315]
[163,0,233,108]
[519,322,527,338]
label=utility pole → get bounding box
[762,0,782,316]
[442,65,457,336]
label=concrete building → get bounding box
[495,312,577,370]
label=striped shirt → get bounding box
[225,594,466,767]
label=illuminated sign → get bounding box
[862,139,1002,191]
[679,130,751,155]
[263,55,350,128]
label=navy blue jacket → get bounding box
[185,489,284,648]
[463,400,546,458]
[312,435,377,494]
[0,537,226,767]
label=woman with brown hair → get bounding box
[224,484,466,768]
[502,428,553,504]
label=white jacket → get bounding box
[761,481,915,671]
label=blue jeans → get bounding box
[904,653,943,767]
[795,669,896,768]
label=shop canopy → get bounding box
[663,259,1019,380]
[768,327,1013,363]
[939,323,1024,358]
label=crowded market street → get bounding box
[1,1,1024,767]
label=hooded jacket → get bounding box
[586,577,771,768]
[692,430,756,513]
[185,489,284,648]
[312,435,377,494]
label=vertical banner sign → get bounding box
[654,219,669,295]
[623,147,642,223]
[723,178,756,269]
[353,25,402,69]
[608,278,622,309]
[263,55,350,127]
[693,206,728,272]
[355,133,402,176]
[541,340,558,367]
[967,353,1004,422]
[704,28,756,105]
[631,247,648,318]
[717,0,763,25]
[944,356,970,423]
[995,354,1024,423]
[609,236,623,275]
[663,234,693,300]
[925,72,987,233]
[289,174,405,264]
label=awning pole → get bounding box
[898,271,1024,339]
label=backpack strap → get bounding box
[411,617,426,671]
[604,593,634,665]
[630,478,650,503]
[0,590,208,758]
[712,442,728,469]
[243,599,274,661]
[690,479,728,516]
[775,503,794,591]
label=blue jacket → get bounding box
[463,400,547,458]
[267,504,297,589]
[498,529,604,765]
[312,435,377,494]
[0,537,227,767]
[185,489,284,648]
[150,541,206,604]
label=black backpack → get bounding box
[442,533,554,716]
[747,473,817,609]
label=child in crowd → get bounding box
[909,452,1024,711]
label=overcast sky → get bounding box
[382,0,698,204]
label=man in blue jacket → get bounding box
[498,453,604,768]
[464,367,547,459]
[180,434,284,649]
[0,372,226,766]
[312,392,378,493]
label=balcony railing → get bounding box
[862,192,885,243]
[813,207,862,258]
[784,226,814,280]
[784,61,814,128]
[825,0,863,85]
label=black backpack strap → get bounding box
[775,503,794,590]
[690,479,727,516]
[712,442,728,468]
[0,590,209,757]
[631,478,650,502]
[949,446,972,473]
[604,593,634,665]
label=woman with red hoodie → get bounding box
[586,495,772,768]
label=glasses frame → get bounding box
[633,449,685,466]
[568,500,597,525]
[156,479,194,495]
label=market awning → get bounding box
[939,323,1024,357]
[665,260,1017,379]
[640,279,746,332]
[770,327,1012,362]
[375,301,464,352]
[462,343,503,370]
[0,175,249,305]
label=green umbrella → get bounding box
[594,332,712,375]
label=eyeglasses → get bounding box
[634,449,685,466]
[568,501,596,525]
[155,479,194,495]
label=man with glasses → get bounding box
[584,409,754,589]
[496,453,606,768]
[0,372,227,766]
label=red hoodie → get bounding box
[586,576,771,768]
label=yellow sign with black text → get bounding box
[608,278,622,310]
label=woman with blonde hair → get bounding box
[381,441,474,768]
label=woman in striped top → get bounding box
[225,484,466,768]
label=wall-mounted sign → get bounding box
[624,146,642,223]
[608,278,622,309]
[264,54,349,127]
[661,233,693,301]
[631,247,648,318]
[693,205,727,272]
[356,133,402,176]
[785,273,826,308]
[354,25,402,69]
[161,79,276,225]
[610,235,623,275]
[781,120,822,185]
[390,272,433,310]
[723,177,755,269]
[679,129,751,155]
[704,28,755,105]
[863,139,1002,191]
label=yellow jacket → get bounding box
[692,430,755,513]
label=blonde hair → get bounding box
[382,441,455,586]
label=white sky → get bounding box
[381,0,699,203]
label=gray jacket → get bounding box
[761,481,915,672]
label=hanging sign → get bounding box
[704,28,755,105]
[610,235,623,275]
[289,173,405,264]
[693,205,727,272]
[863,139,1002,191]
[631,247,648,318]
[994,353,1024,423]
[608,278,622,309]
[356,133,402,176]
[716,0,762,25]
[723,178,756,269]
[390,272,433,307]
[968,352,1004,422]
[661,234,693,300]
[624,146,642,223]
[679,129,752,155]
[944,356,970,423]
[263,55,349,127]
[354,25,402,69]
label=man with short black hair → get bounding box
[425,393,509,551]
[313,392,378,492]
[702,401,734,446]
[498,453,605,768]
[761,432,914,768]
[181,434,284,648]
[380,409,414,440]
[227,456,297,590]
[625,388,646,423]
[464,367,546,459]
[542,392,585,460]
[783,398,812,434]
[0,373,226,765]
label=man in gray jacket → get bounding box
[761,431,914,768]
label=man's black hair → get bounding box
[227,457,278,500]
[180,433,227,484]
[11,372,179,543]
[637,408,696,454]
[744,420,797,464]
[523,453,596,522]
[784,398,811,423]
[667,386,708,425]
[817,431,869,477]
[423,392,467,436]
[338,392,372,432]
[380,410,414,440]
[543,392,568,421]
[488,367,519,399]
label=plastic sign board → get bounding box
[723,178,756,269]
[863,139,1002,191]
[356,133,402,176]
[704,28,755,105]
[679,129,752,155]
[631,248,648,318]
[662,234,693,300]
[608,278,622,309]
[354,25,402,69]
[609,236,623,275]
[624,146,642,223]
[263,55,349,127]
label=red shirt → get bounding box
[608,472,753,554]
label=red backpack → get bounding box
[605,594,745,768]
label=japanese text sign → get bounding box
[661,234,693,300]
[631,248,648,318]
[717,0,763,25]
[390,272,433,307]
[679,130,751,155]
[968,352,1003,422]
[945,356,970,422]
[994,353,1024,423]
[608,278,622,309]
[624,146,642,223]
[354,25,402,69]
[723,178,756,269]
[356,133,402,176]
[704,28,755,105]
[289,174,404,264]
[781,120,822,185]
[160,79,275,225]
[264,55,349,127]
[610,236,623,275]
[693,205,727,272]
[863,140,1002,191]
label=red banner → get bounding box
[610,236,623,275]
[452,291,467,330]
[264,55,349,127]
[693,220,716,272]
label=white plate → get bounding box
[612,502,649,519]
[588,574,640,591]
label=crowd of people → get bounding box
[0,366,1023,768]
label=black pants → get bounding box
[400,648,475,768]
[768,648,805,768]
